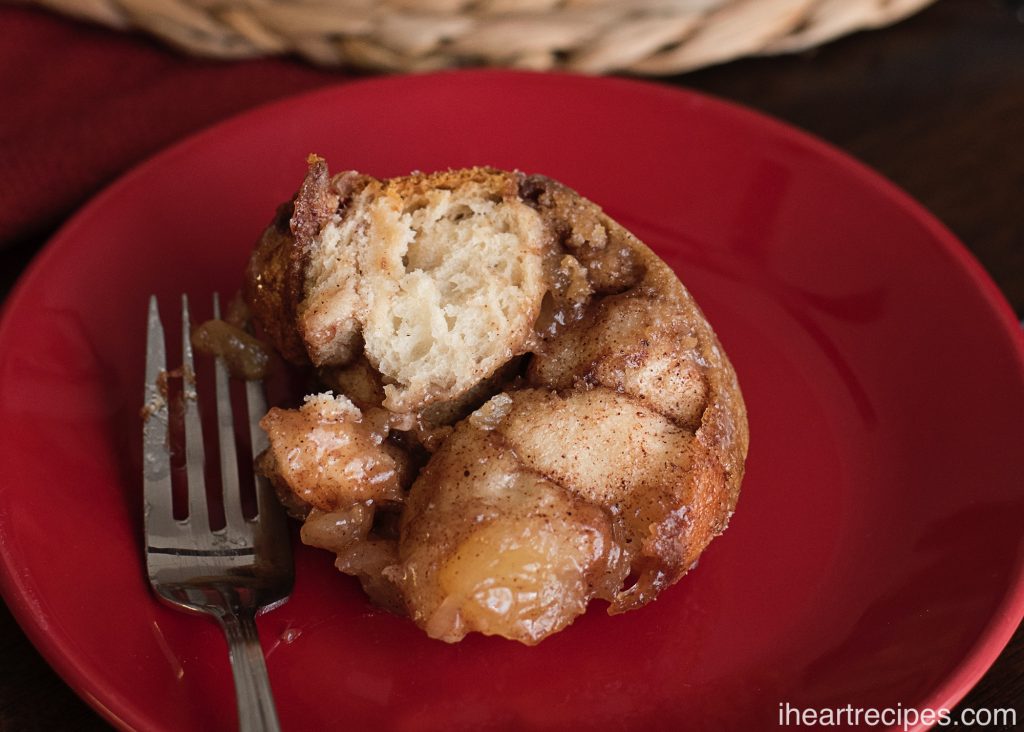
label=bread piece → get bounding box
[393,419,624,644]
[493,388,725,612]
[497,387,693,508]
[246,160,546,415]
[528,291,708,429]
[258,393,406,512]
[357,170,544,413]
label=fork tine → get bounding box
[181,294,210,530]
[246,379,275,519]
[213,293,248,533]
[143,296,176,538]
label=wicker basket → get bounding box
[17,0,938,74]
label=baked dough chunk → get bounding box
[395,417,626,644]
[258,393,407,512]
[528,291,708,429]
[249,163,748,645]
[245,159,545,414]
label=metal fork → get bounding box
[143,294,293,732]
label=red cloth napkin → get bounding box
[0,6,351,248]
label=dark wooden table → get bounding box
[1,0,1021,729]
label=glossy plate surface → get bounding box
[1,72,1022,732]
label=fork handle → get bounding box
[219,610,282,732]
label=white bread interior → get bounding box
[300,170,545,413]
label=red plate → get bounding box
[1,71,1022,732]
